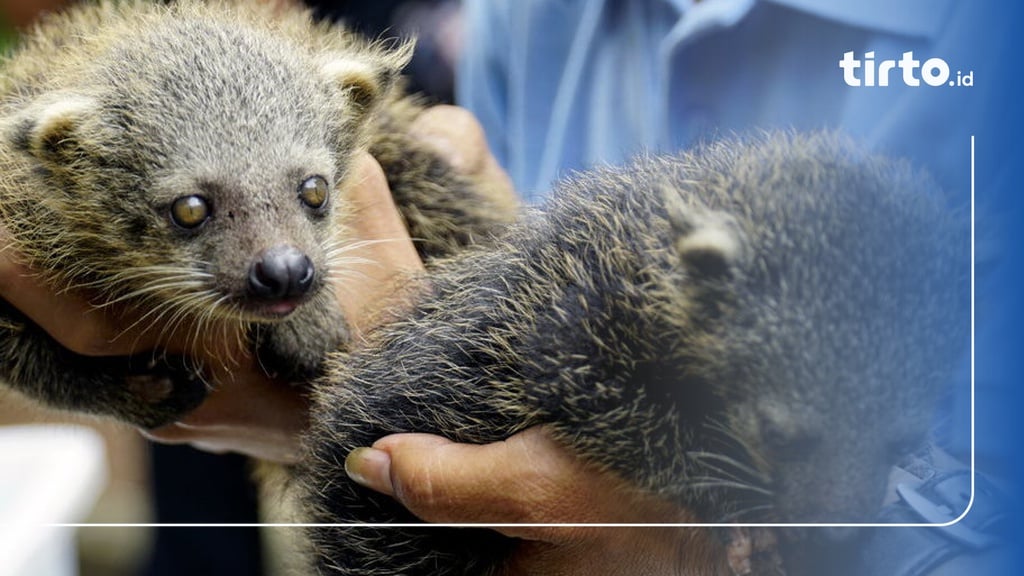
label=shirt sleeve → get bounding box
[456,0,512,171]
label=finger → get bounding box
[408,105,490,175]
[344,428,721,576]
[343,151,423,271]
[344,427,687,535]
[408,105,518,212]
[345,431,562,526]
[332,152,425,337]
[0,235,170,356]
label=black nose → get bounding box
[248,245,315,300]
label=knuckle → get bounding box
[412,105,490,172]
[434,105,484,138]
[419,104,475,130]
[393,464,446,516]
[440,107,488,154]
[513,469,573,522]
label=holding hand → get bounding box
[345,426,729,576]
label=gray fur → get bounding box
[295,132,968,575]
[0,0,512,428]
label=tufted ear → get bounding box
[663,186,747,280]
[8,94,98,165]
[320,39,414,120]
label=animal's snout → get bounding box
[248,245,315,301]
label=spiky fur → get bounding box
[294,132,968,575]
[0,0,513,427]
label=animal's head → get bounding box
[3,2,411,331]
[664,133,968,526]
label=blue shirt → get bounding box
[458,0,999,200]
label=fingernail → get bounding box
[344,447,394,495]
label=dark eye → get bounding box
[170,195,211,229]
[298,175,329,210]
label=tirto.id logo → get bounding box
[840,51,973,87]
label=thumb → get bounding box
[343,428,595,530]
[342,429,720,576]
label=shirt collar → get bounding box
[763,0,955,39]
[658,0,953,39]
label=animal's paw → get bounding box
[124,370,175,405]
[121,354,209,429]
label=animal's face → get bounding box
[717,321,952,525]
[6,14,409,326]
[716,258,963,524]
[140,138,339,322]
[669,139,968,525]
[109,19,346,322]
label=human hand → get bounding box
[344,426,730,576]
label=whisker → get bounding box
[115,299,182,350]
[688,457,755,486]
[688,450,769,483]
[325,255,380,268]
[112,287,221,349]
[94,278,210,308]
[718,504,776,523]
[326,268,377,286]
[323,237,405,255]
[81,266,210,288]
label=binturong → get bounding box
[294,131,970,575]
[0,0,512,428]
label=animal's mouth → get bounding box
[234,296,306,321]
[207,287,315,322]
